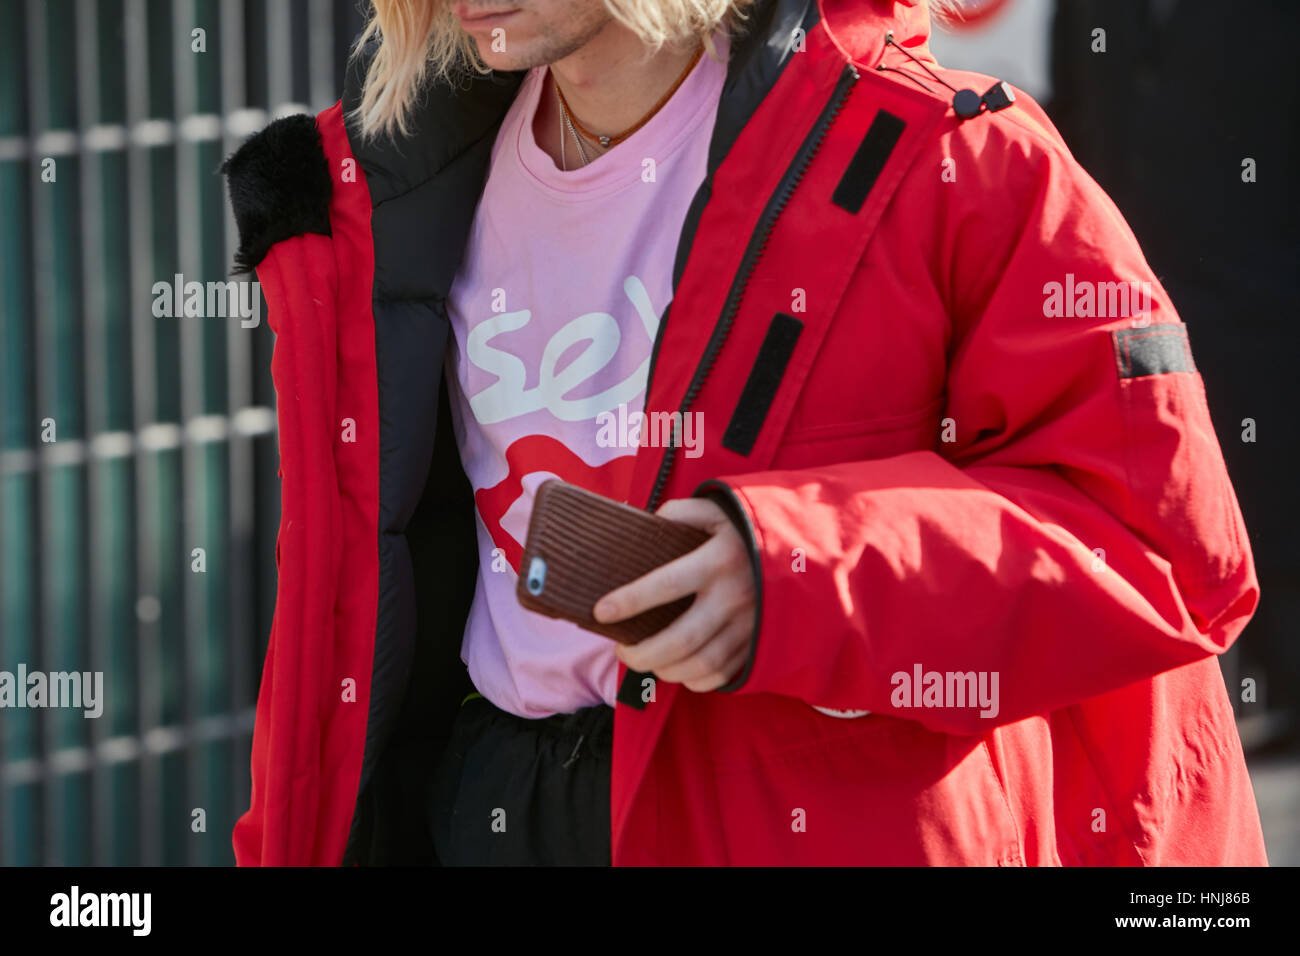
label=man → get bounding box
[222,0,1267,865]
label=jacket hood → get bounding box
[820,0,935,67]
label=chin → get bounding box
[467,34,542,72]
[476,50,528,71]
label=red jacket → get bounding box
[224,0,1266,865]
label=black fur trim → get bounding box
[220,114,333,274]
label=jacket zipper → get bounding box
[644,61,861,511]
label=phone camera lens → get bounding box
[526,557,547,595]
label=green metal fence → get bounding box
[0,0,364,866]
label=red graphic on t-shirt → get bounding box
[475,434,636,573]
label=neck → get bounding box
[534,22,704,167]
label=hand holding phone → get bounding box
[515,480,711,644]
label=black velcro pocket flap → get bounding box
[617,669,650,710]
[722,313,804,456]
[1112,324,1196,379]
[831,110,906,214]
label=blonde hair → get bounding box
[352,0,753,140]
[351,0,959,141]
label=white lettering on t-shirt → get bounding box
[466,275,659,425]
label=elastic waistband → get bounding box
[461,692,615,749]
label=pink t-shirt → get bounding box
[444,40,728,718]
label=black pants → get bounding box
[430,694,613,866]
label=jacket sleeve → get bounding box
[223,110,363,865]
[233,230,343,865]
[699,117,1258,735]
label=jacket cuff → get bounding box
[693,478,762,692]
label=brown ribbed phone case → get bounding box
[515,479,712,644]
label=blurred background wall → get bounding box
[1,0,1295,866]
[1,0,365,866]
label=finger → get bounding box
[653,496,730,532]
[654,625,743,685]
[681,629,753,693]
[593,535,727,623]
[616,588,736,673]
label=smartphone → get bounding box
[514,479,712,644]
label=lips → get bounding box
[455,4,519,21]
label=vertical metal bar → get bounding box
[74,0,111,868]
[173,0,204,869]
[123,0,162,868]
[309,0,336,110]
[0,485,5,860]
[0,0,30,870]
[221,0,254,843]
[267,0,294,112]
[0,358,5,863]
[23,0,57,868]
